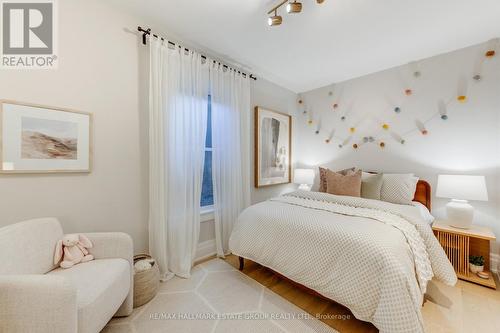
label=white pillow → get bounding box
[380,173,419,205]
[412,202,435,224]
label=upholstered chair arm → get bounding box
[83,232,134,316]
[0,275,77,333]
[84,232,133,264]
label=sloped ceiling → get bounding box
[109,0,500,93]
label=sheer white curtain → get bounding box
[149,38,209,279]
[210,64,251,257]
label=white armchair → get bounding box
[0,218,133,333]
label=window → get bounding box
[200,96,213,208]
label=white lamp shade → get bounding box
[294,169,315,185]
[436,175,488,201]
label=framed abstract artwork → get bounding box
[0,100,92,173]
[255,106,292,187]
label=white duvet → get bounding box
[229,191,457,333]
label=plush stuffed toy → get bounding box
[54,234,94,269]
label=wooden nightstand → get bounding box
[432,220,496,289]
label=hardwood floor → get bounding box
[224,255,500,333]
[224,255,378,333]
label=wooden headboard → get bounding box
[414,180,431,211]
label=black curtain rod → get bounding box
[137,26,257,81]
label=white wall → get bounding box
[4,1,495,269]
[0,0,150,253]
[0,0,299,259]
[295,42,500,257]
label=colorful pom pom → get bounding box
[308,120,313,125]
[379,142,385,148]
[298,99,303,104]
[405,89,412,96]
[421,129,428,135]
[353,144,358,149]
[382,123,389,130]
[457,95,467,103]
[325,139,330,143]
[441,114,448,120]
[333,103,338,109]
[349,127,356,133]
[485,50,496,57]
[394,107,401,113]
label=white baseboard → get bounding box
[195,239,216,261]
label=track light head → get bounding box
[286,1,302,14]
[268,12,283,26]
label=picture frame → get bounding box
[255,106,292,188]
[0,100,92,173]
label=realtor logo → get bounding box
[1,0,58,68]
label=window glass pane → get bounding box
[205,95,212,148]
[201,150,213,207]
[201,95,213,208]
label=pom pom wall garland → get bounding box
[299,40,497,150]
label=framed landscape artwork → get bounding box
[0,100,92,173]
[255,106,291,187]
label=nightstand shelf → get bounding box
[432,220,497,289]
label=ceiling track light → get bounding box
[268,10,283,26]
[267,0,326,26]
[286,1,302,14]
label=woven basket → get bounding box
[133,254,160,308]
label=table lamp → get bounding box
[294,169,315,191]
[436,175,488,229]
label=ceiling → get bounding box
[108,0,500,93]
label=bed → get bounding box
[228,180,457,333]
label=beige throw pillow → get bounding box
[326,169,362,197]
[318,167,357,192]
[380,173,419,205]
[361,173,384,200]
